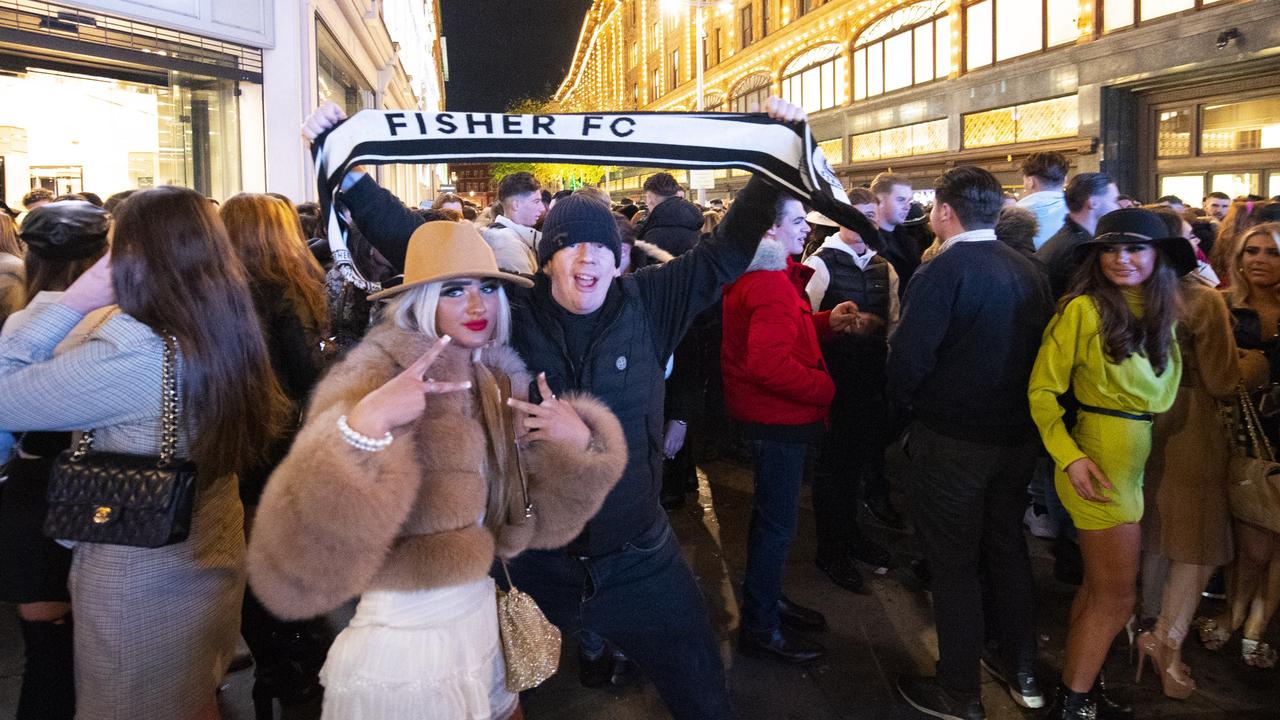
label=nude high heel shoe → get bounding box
[1135,630,1195,700]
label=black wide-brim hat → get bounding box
[1071,207,1198,276]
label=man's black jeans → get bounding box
[904,422,1039,699]
[504,517,733,719]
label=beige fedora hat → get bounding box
[367,221,533,301]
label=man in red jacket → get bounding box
[722,194,862,663]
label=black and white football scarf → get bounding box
[312,109,872,289]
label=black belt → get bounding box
[1078,403,1153,422]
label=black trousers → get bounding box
[812,385,888,551]
[904,422,1038,698]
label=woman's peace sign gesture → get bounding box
[346,335,472,438]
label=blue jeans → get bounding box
[502,517,733,720]
[741,438,808,636]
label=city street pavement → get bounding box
[3,449,1278,719]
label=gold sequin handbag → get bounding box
[42,335,199,548]
[492,370,560,691]
[1227,384,1280,534]
[495,558,561,692]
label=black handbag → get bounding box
[43,335,199,548]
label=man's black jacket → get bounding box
[342,174,781,554]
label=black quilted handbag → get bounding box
[43,335,198,548]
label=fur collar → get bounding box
[633,240,674,264]
[746,238,790,273]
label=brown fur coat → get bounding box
[247,321,627,620]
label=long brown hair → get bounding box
[218,193,328,335]
[111,186,289,477]
[0,214,21,257]
[1063,245,1183,375]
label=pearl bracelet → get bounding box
[337,414,394,453]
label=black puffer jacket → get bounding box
[637,196,703,257]
[343,174,780,554]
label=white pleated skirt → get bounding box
[319,578,518,720]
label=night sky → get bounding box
[440,0,596,112]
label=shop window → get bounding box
[0,68,241,203]
[1157,108,1193,157]
[1271,171,1280,197]
[1103,0,1135,32]
[783,44,844,113]
[318,21,373,117]
[1202,96,1280,154]
[963,95,1078,148]
[1159,174,1204,202]
[1210,172,1260,199]
[818,137,843,165]
[853,0,948,101]
[849,118,948,162]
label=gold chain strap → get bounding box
[1236,384,1275,462]
[71,334,180,464]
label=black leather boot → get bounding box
[16,617,76,720]
[1045,684,1096,720]
[1092,671,1133,720]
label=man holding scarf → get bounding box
[302,98,839,719]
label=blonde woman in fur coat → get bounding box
[247,221,627,720]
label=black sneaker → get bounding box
[895,675,985,720]
[815,552,867,594]
[979,654,1044,709]
[864,495,906,530]
[847,535,893,574]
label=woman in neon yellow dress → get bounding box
[1028,208,1197,720]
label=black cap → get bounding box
[1073,207,1197,276]
[20,201,109,261]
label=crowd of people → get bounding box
[0,96,1277,720]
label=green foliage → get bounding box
[485,96,615,191]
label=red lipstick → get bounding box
[463,319,488,331]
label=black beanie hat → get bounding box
[537,194,621,268]
[20,201,109,261]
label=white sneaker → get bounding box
[1023,505,1059,539]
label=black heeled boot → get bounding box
[1045,684,1096,720]
[16,617,76,720]
[1092,671,1133,720]
[241,589,330,720]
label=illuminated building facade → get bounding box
[556,0,1280,203]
